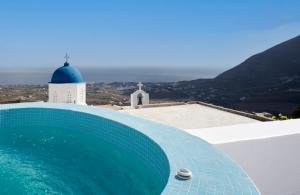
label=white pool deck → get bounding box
[121,104,300,195]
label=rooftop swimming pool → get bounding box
[0,103,260,194]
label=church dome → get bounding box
[50,62,84,84]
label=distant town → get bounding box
[0,82,180,106]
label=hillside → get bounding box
[174,35,300,115]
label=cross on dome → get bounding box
[64,53,70,62]
[137,82,143,90]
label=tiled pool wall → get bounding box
[0,103,261,195]
[0,108,170,191]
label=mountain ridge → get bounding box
[215,35,300,88]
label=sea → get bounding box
[0,67,221,85]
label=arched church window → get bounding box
[67,91,72,103]
[53,91,58,103]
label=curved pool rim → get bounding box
[0,103,260,195]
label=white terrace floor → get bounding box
[121,104,258,129]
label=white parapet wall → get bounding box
[185,119,300,144]
[199,119,300,195]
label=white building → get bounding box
[48,55,86,105]
[130,82,149,108]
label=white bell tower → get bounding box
[130,82,149,108]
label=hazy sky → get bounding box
[0,0,299,70]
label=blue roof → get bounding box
[50,62,84,84]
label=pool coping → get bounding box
[0,103,260,195]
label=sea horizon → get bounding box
[0,67,222,85]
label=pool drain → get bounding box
[176,168,192,180]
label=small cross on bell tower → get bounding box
[137,82,143,91]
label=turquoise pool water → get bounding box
[0,108,169,194]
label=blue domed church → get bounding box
[48,54,86,105]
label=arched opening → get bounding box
[137,93,143,105]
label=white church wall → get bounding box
[130,93,137,108]
[48,83,86,105]
[143,93,149,105]
[76,83,86,105]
